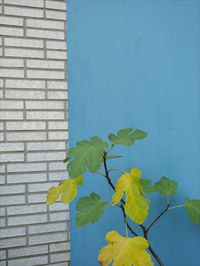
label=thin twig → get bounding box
[147,203,170,233]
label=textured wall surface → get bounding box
[0,1,70,265]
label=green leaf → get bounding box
[183,198,200,225]
[141,179,152,187]
[75,193,109,227]
[108,128,148,146]
[106,155,123,160]
[131,129,148,140]
[141,177,178,195]
[67,137,109,178]
[143,186,157,194]
[154,177,178,196]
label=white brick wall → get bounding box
[0,0,70,265]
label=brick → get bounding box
[26,101,64,110]
[0,69,24,78]
[48,90,67,100]
[0,133,4,141]
[26,111,64,120]
[7,162,47,173]
[27,59,64,69]
[7,173,47,183]
[48,131,68,140]
[49,171,68,181]
[29,232,67,245]
[0,153,24,163]
[0,237,26,248]
[50,211,69,222]
[48,121,68,130]
[7,204,46,215]
[49,202,69,212]
[0,79,3,87]
[49,161,66,171]
[27,141,65,151]
[8,245,48,258]
[6,132,46,141]
[0,58,24,67]
[0,26,23,37]
[6,121,46,131]
[5,37,43,48]
[4,6,44,18]
[47,50,67,59]
[0,218,6,227]
[5,90,45,99]
[27,29,64,40]
[0,175,5,184]
[46,1,66,10]
[0,250,6,260]
[0,195,25,206]
[0,164,5,174]
[28,182,57,192]
[28,193,46,203]
[0,16,23,26]
[27,151,66,162]
[46,10,66,21]
[27,19,64,30]
[8,214,47,226]
[0,111,23,120]
[50,252,70,263]
[46,40,66,50]
[4,0,44,8]
[5,48,44,58]
[29,222,66,234]
[8,255,48,266]
[27,70,64,79]
[50,242,70,253]
[47,81,67,90]
[0,100,23,109]
[6,79,45,89]
[0,122,3,130]
[0,207,6,216]
[0,184,25,195]
[0,227,26,238]
[0,142,24,152]
[0,261,6,266]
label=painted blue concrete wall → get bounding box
[68,1,200,265]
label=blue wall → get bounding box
[68,1,200,265]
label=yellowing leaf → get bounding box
[112,168,149,224]
[98,231,154,266]
[46,175,83,205]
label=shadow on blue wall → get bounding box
[68,1,200,265]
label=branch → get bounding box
[147,203,170,233]
[102,152,165,266]
[102,152,138,237]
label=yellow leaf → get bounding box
[112,168,149,224]
[98,231,154,266]
[46,175,83,205]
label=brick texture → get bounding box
[0,0,69,265]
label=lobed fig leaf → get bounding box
[112,168,149,224]
[142,177,178,196]
[183,198,200,225]
[65,137,109,178]
[98,231,154,266]
[76,193,109,227]
[108,128,147,147]
[46,175,82,205]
